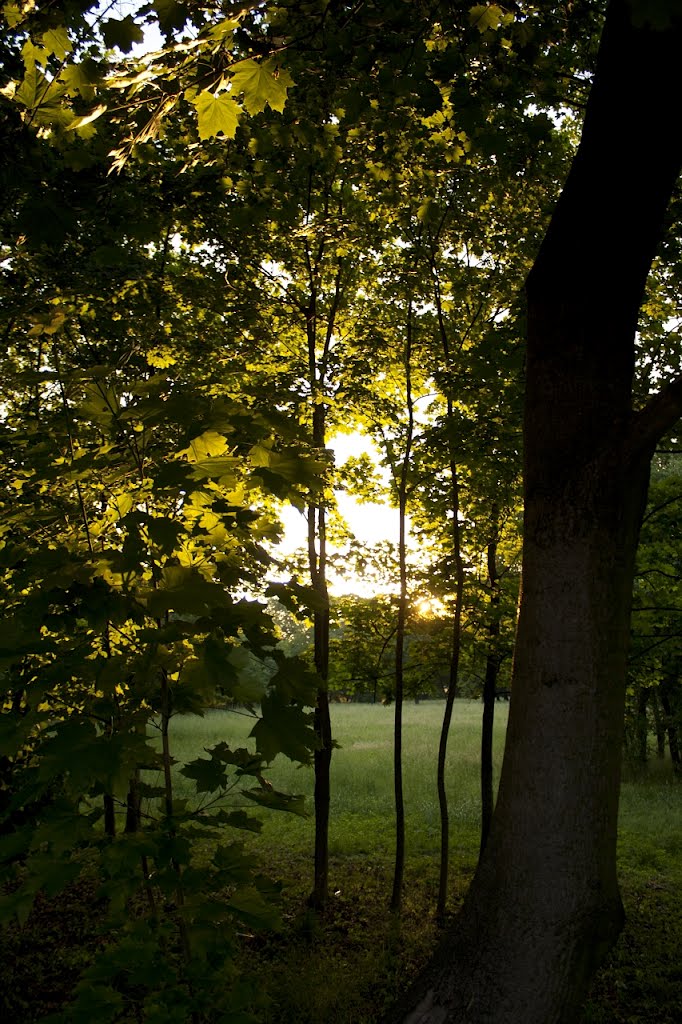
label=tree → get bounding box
[4,2,682,1021]
[627,454,682,773]
[395,3,682,1021]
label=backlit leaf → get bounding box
[469,4,504,33]
[229,59,293,115]
[192,90,240,140]
[181,430,230,462]
[102,16,145,53]
[42,26,72,60]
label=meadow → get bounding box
[166,699,496,862]
[2,700,680,1023]
[159,699,682,1024]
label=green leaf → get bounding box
[180,430,230,461]
[3,4,22,29]
[189,456,238,482]
[208,809,262,833]
[212,841,257,882]
[244,786,308,817]
[250,692,316,764]
[146,566,233,617]
[42,26,72,60]
[226,885,281,928]
[179,756,227,793]
[153,0,191,35]
[192,91,241,141]
[14,64,46,108]
[59,60,102,101]
[206,17,241,43]
[102,16,145,53]
[229,59,293,115]
[145,515,186,553]
[469,4,504,33]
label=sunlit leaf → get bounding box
[192,90,241,140]
[469,4,505,33]
[229,59,294,115]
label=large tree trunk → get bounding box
[395,3,682,1021]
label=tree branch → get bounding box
[627,373,682,459]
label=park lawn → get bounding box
[163,700,682,1024]
[2,700,680,1023]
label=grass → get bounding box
[164,699,499,862]
[2,699,680,1023]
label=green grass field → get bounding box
[164,699,501,862]
[3,700,680,1024]
[156,699,682,1024]
[164,699,682,869]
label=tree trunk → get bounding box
[634,685,650,764]
[435,437,465,921]
[659,676,681,772]
[650,691,667,759]
[308,402,332,912]
[391,303,415,914]
[479,533,501,860]
[103,792,116,838]
[125,770,141,833]
[395,3,682,1020]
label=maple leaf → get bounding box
[192,90,241,140]
[229,59,293,115]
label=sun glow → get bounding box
[414,595,447,618]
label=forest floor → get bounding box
[1,702,680,1023]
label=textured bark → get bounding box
[394,3,682,1021]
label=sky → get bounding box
[276,432,408,597]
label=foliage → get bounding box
[1,0,682,1019]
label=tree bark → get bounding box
[479,532,501,861]
[394,3,682,1021]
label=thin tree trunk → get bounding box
[125,770,141,833]
[659,677,681,772]
[103,793,116,837]
[635,685,650,764]
[307,313,333,912]
[391,304,415,914]
[479,531,501,861]
[435,434,465,922]
[159,670,192,966]
[650,691,667,759]
[430,235,466,921]
[307,471,332,912]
